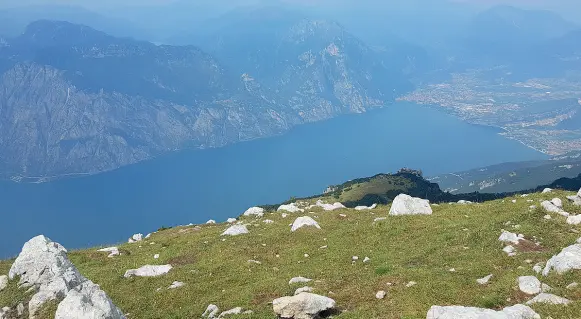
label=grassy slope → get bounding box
[3,191,581,318]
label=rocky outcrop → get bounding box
[8,235,124,318]
[278,203,304,213]
[426,304,540,319]
[389,194,432,216]
[272,293,336,319]
[243,207,265,217]
[541,201,569,216]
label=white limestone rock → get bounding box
[567,215,581,225]
[426,304,540,319]
[294,286,313,295]
[476,274,493,285]
[54,281,125,319]
[0,275,7,292]
[221,225,249,236]
[542,188,553,193]
[0,307,10,319]
[202,304,220,318]
[226,218,237,224]
[243,207,265,217]
[533,263,543,274]
[457,200,473,204]
[363,257,371,263]
[567,189,581,206]
[316,200,345,211]
[541,201,569,216]
[518,276,541,295]
[127,233,143,243]
[168,281,185,289]
[123,265,172,278]
[206,220,216,224]
[566,282,579,289]
[525,293,570,305]
[542,243,581,275]
[263,219,274,224]
[354,204,377,211]
[272,292,336,319]
[373,217,387,223]
[289,277,312,285]
[375,291,386,299]
[551,198,563,208]
[9,235,86,316]
[217,307,243,318]
[277,203,304,213]
[503,245,516,256]
[291,217,321,232]
[97,247,120,258]
[498,231,523,244]
[389,194,432,216]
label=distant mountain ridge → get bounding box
[0,19,412,181]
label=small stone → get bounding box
[304,254,309,258]
[542,188,553,193]
[124,265,172,278]
[221,225,249,236]
[0,275,7,291]
[263,219,274,224]
[448,268,456,272]
[566,282,578,289]
[206,220,216,224]
[248,260,261,264]
[289,277,312,285]
[533,263,543,274]
[405,281,417,287]
[375,290,387,299]
[294,286,313,295]
[352,256,359,261]
[503,245,516,256]
[518,276,541,295]
[543,214,552,220]
[168,281,185,289]
[218,307,243,318]
[319,245,328,249]
[153,254,159,259]
[291,216,321,232]
[373,217,387,223]
[363,257,371,263]
[526,293,570,305]
[476,274,493,285]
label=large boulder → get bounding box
[272,292,336,319]
[243,207,265,217]
[542,243,581,276]
[315,200,345,211]
[9,235,86,317]
[291,217,321,232]
[567,188,581,206]
[426,304,540,319]
[277,203,304,213]
[389,194,432,216]
[9,235,124,319]
[124,265,172,278]
[55,281,125,319]
[541,201,569,217]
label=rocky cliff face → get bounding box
[0,20,412,181]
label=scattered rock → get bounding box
[426,304,540,319]
[542,188,553,193]
[551,198,563,208]
[248,260,261,265]
[518,276,541,295]
[389,194,432,216]
[202,305,220,318]
[533,263,543,274]
[567,215,581,225]
[566,282,578,289]
[168,281,185,289]
[97,247,120,258]
[511,199,517,203]
[525,293,570,305]
[373,217,387,223]
[291,216,321,232]
[0,275,7,291]
[352,256,359,262]
[0,307,10,319]
[153,254,159,259]
[363,257,371,263]
[16,303,23,316]
[128,233,143,243]
[476,274,493,285]
[498,230,523,244]
[355,204,377,211]
[375,291,386,299]
[405,281,417,287]
[294,286,313,295]
[316,200,345,211]
[278,203,304,213]
[124,265,172,278]
[206,220,216,224]
[281,213,288,218]
[541,200,569,216]
[218,307,243,318]
[457,200,473,204]
[263,219,274,224]
[503,245,516,256]
[289,277,312,285]
[226,218,237,223]
[542,243,581,275]
[272,292,336,319]
[221,225,249,236]
[54,281,125,319]
[543,214,551,220]
[243,207,265,217]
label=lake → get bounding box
[0,102,546,258]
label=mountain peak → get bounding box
[21,20,112,47]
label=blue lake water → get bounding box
[0,103,547,258]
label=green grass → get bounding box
[3,191,581,318]
[336,175,414,202]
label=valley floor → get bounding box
[3,191,581,318]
